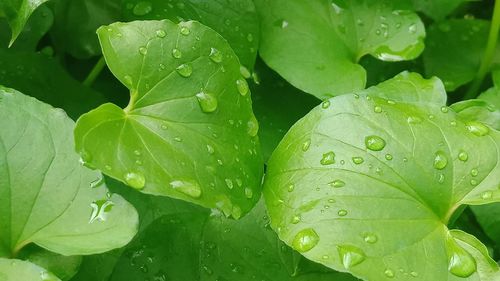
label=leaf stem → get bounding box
[83,57,106,87]
[465,0,500,99]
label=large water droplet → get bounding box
[446,235,477,278]
[433,151,448,170]
[89,199,114,223]
[292,228,320,253]
[209,47,223,63]
[176,64,192,77]
[133,1,152,16]
[320,151,335,165]
[125,172,146,190]
[196,91,218,113]
[170,180,202,198]
[338,245,366,269]
[466,121,489,136]
[365,135,386,151]
[236,78,249,96]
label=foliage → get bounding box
[0,0,499,281]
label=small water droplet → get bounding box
[224,178,234,189]
[363,233,378,244]
[206,144,215,154]
[338,245,366,269]
[170,180,202,198]
[438,173,445,183]
[281,20,289,28]
[125,172,146,189]
[302,139,311,151]
[338,209,348,216]
[90,177,104,188]
[195,91,218,113]
[441,106,449,113]
[139,46,148,55]
[365,135,386,151]
[407,116,423,124]
[481,191,492,199]
[244,187,253,198]
[322,100,331,109]
[247,115,259,137]
[209,47,222,63]
[236,78,249,96]
[180,26,190,35]
[133,1,152,16]
[320,151,335,165]
[176,64,192,77]
[172,48,182,58]
[470,168,478,177]
[410,271,418,277]
[433,151,448,170]
[329,179,345,188]
[156,29,166,38]
[287,184,295,192]
[292,228,319,253]
[352,156,364,164]
[374,105,382,113]
[470,179,478,186]
[292,215,301,224]
[466,121,489,136]
[408,23,417,34]
[40,271,59,281]
[458,151,468,162]
[384,269,395,278]
[89,199,114,223]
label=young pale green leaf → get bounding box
[0,258,61,281]
[0,49,107,120]
[424,19,500,91]
[74,20,263,218]
[0,87,138,257]
[122,0,260,71]
[254,0,425,99]
[263,72,500,280]
[0,0,49,44]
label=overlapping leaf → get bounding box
[0,0,49,44]
[263,72,500,280]
[74,20,263,218]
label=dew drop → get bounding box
[292,215,301,224]
[287,184,295,192]
[374,105,382,113]
[195,91,218,113]
[408,23,417,34]
[365,135,386,151]
[244,187,253,199]
[363,233,378,244]
[433,151,448,170]
[170,180,202,198]
[441,106,449,113]
[133,1,152,16]
[180,26,190,35]
[176,64,192,77]
[322,100,331,109]
[481,191,492,200]
[302,139,311,151]
[247,115,259,137]
[352,156,364,164]
[89,199,115,223]
[156,29,166,38]
[338,245,366,269]
[206,144,215,154]
[138,46,148,55]
[320,151,336,165]
[407,116,423,124]
[225,178,234,189]
[466,121,489,136]
[172,48,182,58]
[458,151,468,162]
[125,172,146,190]
[329,179,345,188]
[385,154,393,160]
[338,209,348,216]
[470,168,478,177]
[40,271,59,281]
[446,235,477,278]
[384,269,395,278]
[292,228,319,253]
[236,78,249,96]
[90,177,104,188]
[209,47,223,63]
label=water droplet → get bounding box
[244,187,253,198]
[481,191,492,200]
[470,179,478,186]
[281,20,289,28]
[180,26,190,35]
[384,269,395,278]
[466,121,489,136]
[292,215,301,224]
[408,23,417,34]
[438,173,445,183]
[236,78,249,96]
[195,91,218,113]
[365,135,386,151]
[433,151,448,170]
[156,29,166,38]
[292,228,319,252]
[89,199,114,223]
[322,100,331,109]
[247,115,259,137]
[352,156,364,164]
[172,48,182,58]
[441,106,449,113]
[458,151,468,162]
[384,154,393,161]
[302,139,311,151]
[40,271,59,281]
[170,180,202,198]
[133,1,152,16]
[338,209,348,216]
[209,47,222,63]
[407,116,423,124]
[320,151,335,165]
[363,233,378,244]
[125,172,146,189]
[410,271,418,277]
[329,179,345,188]
[139,46,148,55]
[174,136,182,142]
[470,168,478,177]
[446,235,477,278]
[338,245,366,269]
[176,64,192,77]
[224,178,234,189]
[287,184,295,192]
[90,177,104,188]
[374,105,382,113]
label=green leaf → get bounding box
[122,0,260,70]
[450,100,500,131]
[0,49,107,120]
[251,60,320,162]
[263,72,500,280]
[0,0,49,44]
[0,87,138,258]
[478,69,500,109]
[423,19,500,91]
[74,20,263,218]
[18,246,82,281]
[254,0,425,99]
[0,258,61,281]
[51,0,121,59]
[471,203,500,246]
[411,0,468,21]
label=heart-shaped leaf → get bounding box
[254,0,425,99]
[0,0,49,44]
[74,20,263,218]
[0,87,138,258]
[263,72,500,280]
